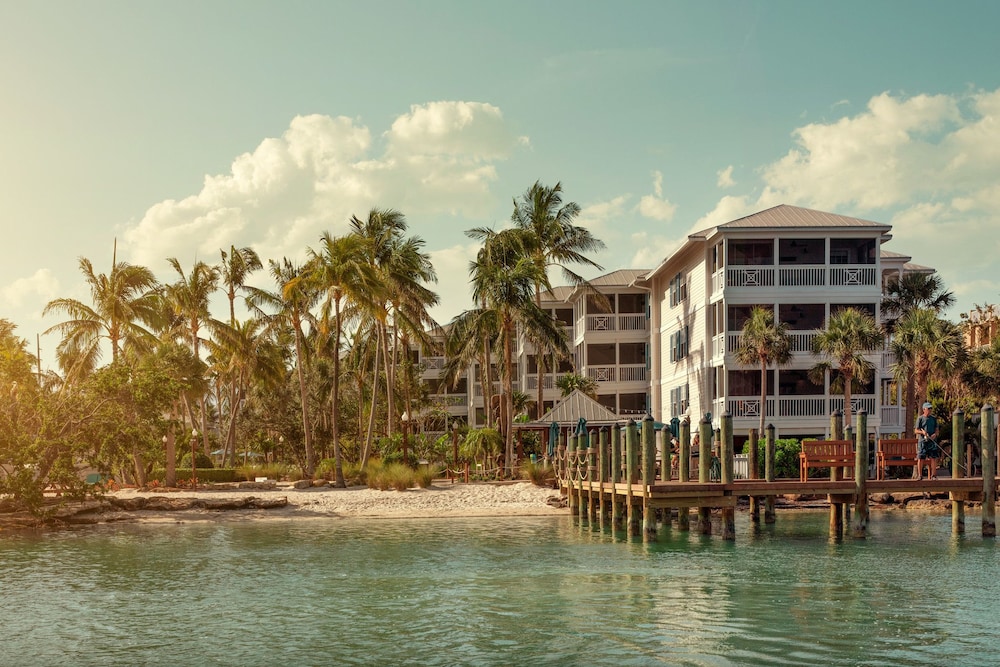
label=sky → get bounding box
[3,1,1000,371]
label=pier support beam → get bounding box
[611,424,624,531]
[567,430,578,518]
[748,428,760,523]
[764,423,776,524]
[830,410,844,535]
[982,405,996,537]
[626,420,641,537]
[678,417,691,531]
[698,415,713,535]
[952,409,965,534]
[598,427,609,529]
[721,413,735,540]
[642,415,657,540]
[852,411,869,538]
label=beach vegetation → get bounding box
[742,438,803,480]
[520,460,555,487]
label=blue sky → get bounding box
[3,1,1000,369]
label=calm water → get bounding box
[1,511,997,667]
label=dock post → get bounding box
[982,405,996,537]
[611,423,624,531]
[642,414,657,540]
[852,411,869,538]
[748,427,760,523]
[578,426,589,526]
[830,410,844,534]
[626,419,641,537]
[764,423,776,523]
[587,428,598,523]
[698,414,713,535]
[721,413,735,540]
[678,417,691,531]
[599,426,609,529]
[952,409,965,534]
[568,429,579,519]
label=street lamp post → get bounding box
[400,411,409,467]
[190,428,198,488]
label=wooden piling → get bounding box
[952,409,965,534]
[830,410,844,534]
[626,420,641,536]
[748,427,760,523]
[642,415,657,540]
[611,423,624,531]
[982,405,996,537]
[598,426,609,529]
[587,429,598,523]
[721,413,735,540]
[678,417,691,531]
[764,423,776,524]
[852,411,869,538]
[567,430,578,517]
[698,415,713,535]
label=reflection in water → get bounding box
[1,511,998,666]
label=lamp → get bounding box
[190,429,199,488]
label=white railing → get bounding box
[432,394,468,407]
[779,397,827,417]
[788,331,818,352]
[618,365,648,383]
[618,314,648,331]
[587,366,616,382]
[734,454,749,480]
[712,270,725,294]
[422,356,445,370]
[881,350,897,370]
[881,405,904,428]
[524,375,559,390]
[712,333,725,358]
[830,395,876,416]
[585,314,648,332]
[473,382,520,397]
[830,266,876,286]
[727,397,775,419]
[586,314,615,331]
[779,266,825,286]
[727,267,775,287]
[727,333,741,353]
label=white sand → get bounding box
[110,481,567,521]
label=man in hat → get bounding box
[914,401,939,480]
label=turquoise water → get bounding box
[1,511,997,666]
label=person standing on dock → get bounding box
[915,402,940,480]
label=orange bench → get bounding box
[799,440,855,482]
[876,438,919,480]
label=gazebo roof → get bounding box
[526,389,621,427]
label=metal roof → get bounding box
[527,389,621,426]
[713,204,891,231]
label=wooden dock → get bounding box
[556,408,999,540]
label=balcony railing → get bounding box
[618,364,648,382]
[830,396,876,416]
[586,366,615,382]
[431,394,468,407]
[727,330,818,353]
[727,395,878,420]
[473,381,520,397]
[585,314,649,333]
[880,405,905,429]
[727,265,878,289]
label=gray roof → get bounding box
[586,269,650,287]
[712,204,891,231]
[528,389,621,426]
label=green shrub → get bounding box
[520,460,555,487]
[235,463,299,482]
[742,438,803,479]
[149,468,236,484]
[178,452,214,469]
[414,467,435,489]
[367,462,414,491]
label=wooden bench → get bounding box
[876,438,919,480]
[799,440,855,482]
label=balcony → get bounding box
[585,314,648,333]
[726,265,877,289]
[726,395,877,420]
[726,331,818,353]
[584,364,648,384]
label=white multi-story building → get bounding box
[640,204,932,445]
[412,205,933,443]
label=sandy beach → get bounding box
[104,480,568,523]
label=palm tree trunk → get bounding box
[903,376,916,438]
[331,301,346,488]
[380,321,395,437]
[364,334,381,461]
[759,359,767,445]
[503,319,515,477]
[843,371,854,435]
[293,320,315,476]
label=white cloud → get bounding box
[716,165,735,188]
[427,243,477,326]
[122,102,526,273]
[2,269,59,312]
[637,170,677,221]
[628,231,682,270]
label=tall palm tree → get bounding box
[164,258,220,454]
[246,258,321,476]
[891,308,964,418]
[510,180,606,419]
[310,232,378,486]
[469,228,563,475]
[734,306,792,440]
[555,372,599,399]
[207,317,284,467]
[966,335,1000,406]
[811,308,884,430]
[43,250,161,381]
[220,246,263,325]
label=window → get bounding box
[777,369,823,396]
[619,342,646,365]
[669,384,690,416]
[728,304,772,332]
[728,370,774,396]
[778,238,825,264]
[711,243,724,272]
[587,343,616,365]
[554,308,574,326]
[619,393,647,414]
[618,293,645,314]
[669,325,690,362]
[778,303,825,330]
[830,238,876,265]
[830,303,877,319]
[728,240,774,266]
[669,272,687,307]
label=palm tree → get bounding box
[734,306,792,440]
[220,246,263,325]
[811,308,884,430]
[207,318,284,467]
[468,227,563,475]
[891,308,964,421]
[246,258,321,476]
[510,180,606,419]
[43,250,161,381]
[967,335,1000,406]
[555,372,599,399]
[310,232,378,486]
[164,258,220,454]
